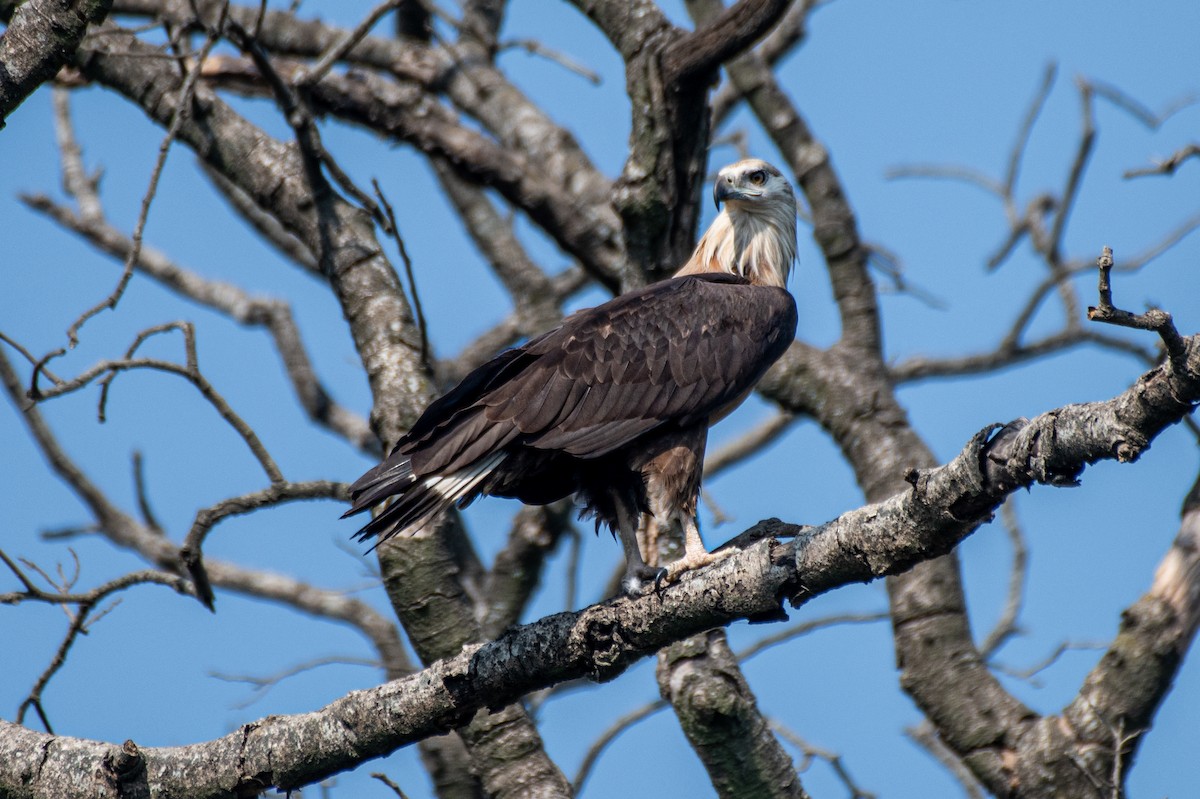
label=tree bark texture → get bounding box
[0,0,111,127]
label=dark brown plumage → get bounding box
[344,160,799,592]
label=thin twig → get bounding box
[371,772,412,799]
[498,38,602,84]
[735,612,889,663]
[907,720,985,799]
[993,640,1108,686]
[571,699,668,794]
[60,4,228,350]
[1090,79,1198,130]
[51,87,102,223]
[30,334,285,486]
[979,498,1028,659]
[884,164,1005,198]
[7,566,192,729]
[97,321,196,422]
[1004,64,1057,200]
[20,192,375,453]
[1047,78,1096,269]
[1,349,412,677]
[181,480,347,610]
[131,451,164,534]
[0,332,62,386]
[294,0,403,87]
[1087,246,1187,364]
[705,411,796,478]
[372,179,430,370]
[226,19,383,222]
[198,163,320,274]
[1124,143,1200,179]
[210,655,379,709]
[866,243,947,309]
[770,719,875,799]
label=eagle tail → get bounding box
[344,452,506,548]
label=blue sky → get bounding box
[2,1,1199,797]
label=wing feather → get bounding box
[508,274,797,457]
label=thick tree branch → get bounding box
[563,0,672,64]
[710,0,817,127]
[431,157,566,337]
[657,629,810,798]
[0,0,111,128]
[198,162,321,275]
[375,515,573,799]
[481,504,574,639]
[219,16,572,791]
[663,0,790,86]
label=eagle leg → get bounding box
[615,505,666,595]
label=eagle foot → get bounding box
[662,548,734,586]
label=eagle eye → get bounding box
[748,169,766,186]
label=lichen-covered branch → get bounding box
[657,629,810,799]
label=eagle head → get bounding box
[713,159,792,210]
[678,159,797,289]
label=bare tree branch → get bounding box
[481,503,574,639]
[769,720,874,799]
[906,720,985,799]
[663,0,791,86]
[705,411,796,478]
[656,629,809,798]
[26,323,285,485]
[293,0,402,87]
[199,162,320,275]
[210,655,381,710]
[0,0,112,128]
[978,498,1029,659]
[1087,246,1187,362]
[571,699,668,794]
[1125,143,1200,179]
[711,0,819,127]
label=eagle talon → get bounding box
[622,564,668,596]
[652,568,669,595]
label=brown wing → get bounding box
[344,273,796,543]
[410,273,797,472]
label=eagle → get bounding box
[344,159,798,593]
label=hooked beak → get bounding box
[714,178,756,208]
[714,178,735,209]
